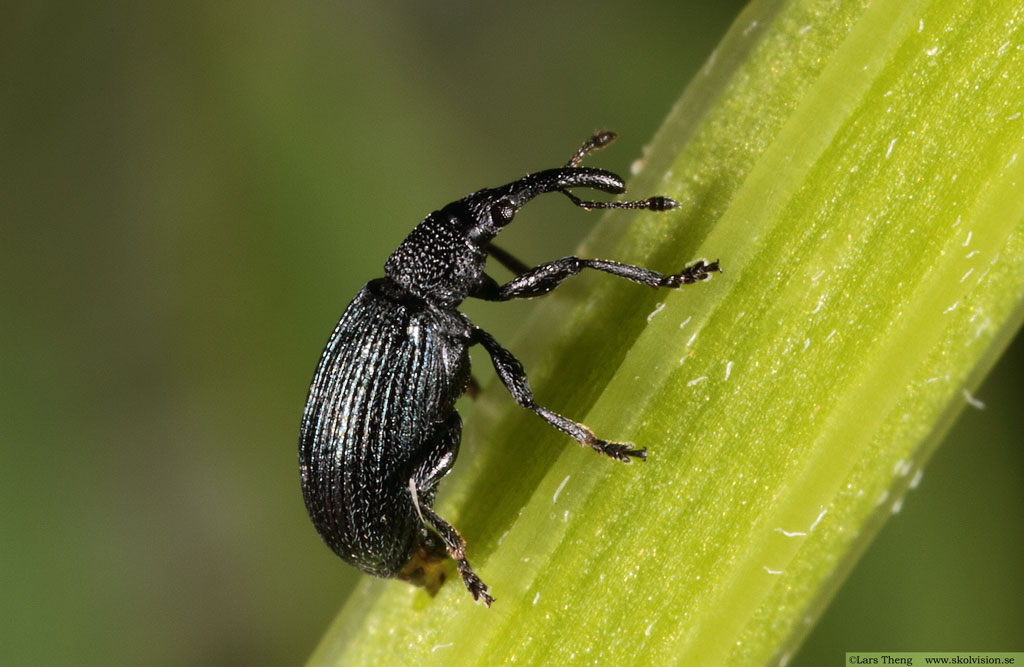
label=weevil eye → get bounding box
[490,200,516,227]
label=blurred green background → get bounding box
[1,2,1019,666]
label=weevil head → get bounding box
[385,167,627,306]
[457,166,627,244]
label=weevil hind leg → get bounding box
[411,412,462,505]
[408,412,494,606]
[418,503,494,606]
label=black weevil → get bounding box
[299,132,720,606]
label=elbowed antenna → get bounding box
[501,166,627,210]
[500,130,678,212]
[456,131,679,247]
[565,130,618,168]
[498,165,679,212]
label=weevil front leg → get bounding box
[472,257,720,301]
[485,242,530,275]
[407,412,494,606]
[471,327,645,463]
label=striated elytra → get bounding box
[299,132,720,606]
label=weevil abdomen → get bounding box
[299,277,471,576]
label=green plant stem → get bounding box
[308,1,1024,664]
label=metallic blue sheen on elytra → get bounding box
[299,132,720,606]
[300,278,471,575]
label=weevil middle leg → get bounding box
[470,327,646,463]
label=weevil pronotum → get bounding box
[299,132,720,606]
